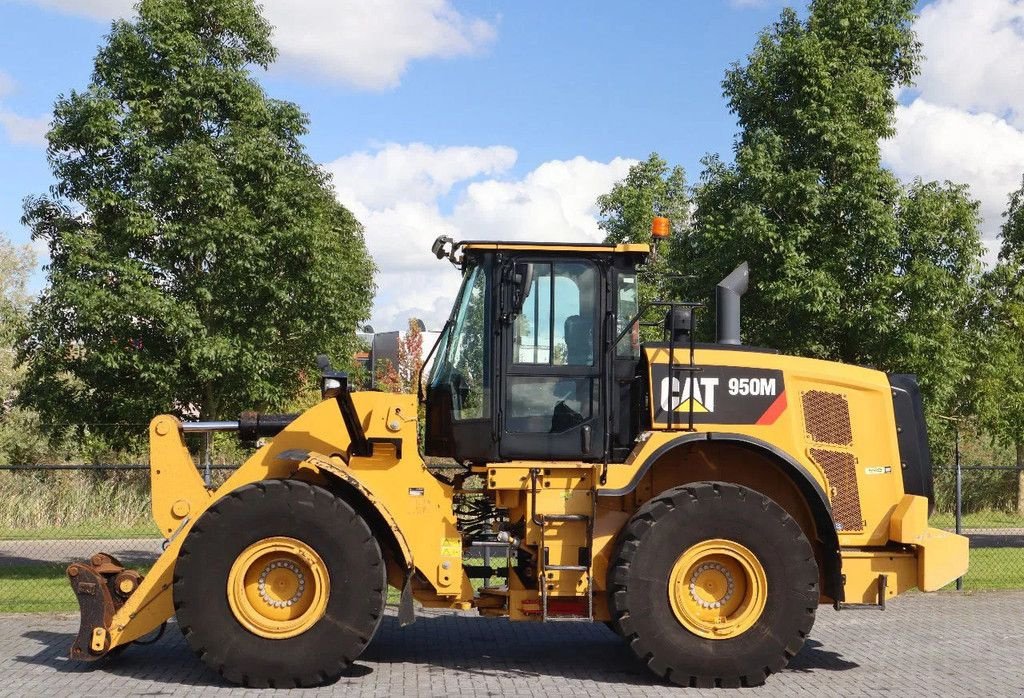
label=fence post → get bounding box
[954,423,963,591]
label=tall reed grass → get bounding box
[0,469,154,536]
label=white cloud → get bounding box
[881,0,1024,251]
[914,0,1024,127]
[11,0,496,90]
[0,71,49,146]
[882,99,1024,241]
[325,144,635,330]
[0,70,14,98]
[452,157,635,244]
[0,109,48,146]
[268,0,496,90]
[330,143,516,209]
[16,0,131,21]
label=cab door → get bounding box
[499,258,604,460]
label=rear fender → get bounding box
[602,431,844,602]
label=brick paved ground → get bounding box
[2,590,1022,697]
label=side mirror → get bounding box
[431,235,453,260]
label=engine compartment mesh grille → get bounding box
[809,448,863,532]
[802,390,853,446]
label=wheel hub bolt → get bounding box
[257,559,306,608]
[689,561,737,608]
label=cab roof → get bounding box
[459,240,651,256]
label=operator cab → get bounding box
[424,238,649,464]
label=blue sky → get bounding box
[1,0,1023,330]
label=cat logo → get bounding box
[650,365,787,426]
[660,376,720,413]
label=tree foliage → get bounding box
[0,235,49,464]
[597,154,689,337]
[597,153,689,247]
[375,319,426,394]
[680,1,920,352]
[971,176,1024,507]
[374,357,402,394]
[18,0,374,436]
[665,0,983,436]
[885,180,984,416]
[0,235,33,411]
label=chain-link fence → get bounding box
[0,463,236,612]
[1,462,1022,612]
[933,464,1024,591]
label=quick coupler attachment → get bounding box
[67,553,143,660]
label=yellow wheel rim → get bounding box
[226,536,330,639]
[668,539,767,640]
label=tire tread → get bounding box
[607,481,818,688]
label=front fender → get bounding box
[100,395,465,656]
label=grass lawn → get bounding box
[2,564,84,613]
[948,547,1024,590]
[0,522,160,541]
[929,510,1024,529]
[2,563,155,613]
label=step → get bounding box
[538,514,590,522]
[463,565,509,579]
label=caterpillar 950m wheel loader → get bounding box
[66,226,968,689]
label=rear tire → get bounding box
[608,481,818,688]
[174,479,385,688]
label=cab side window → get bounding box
[513,262,596,366]
[615,272,640,359]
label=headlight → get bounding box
[321,377,342,398]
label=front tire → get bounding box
[174,479,386,688]
[608,481,818,688]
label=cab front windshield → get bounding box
[429,263,489,420]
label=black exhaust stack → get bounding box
[716,262,749,345]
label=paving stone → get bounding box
[1,591,1023,696]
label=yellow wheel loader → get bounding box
[66,228,969,689]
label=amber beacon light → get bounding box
[651,216,671,239]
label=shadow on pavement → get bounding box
[788,639,859,672]
[14,611,858,689]
[17,620,372,689]
[17,623,226,688]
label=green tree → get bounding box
[0,235,33,404]
[972,176,1024,511]
[597,153,689,338]
[18,0,374,439]
[886,180,984,419]
[0,234,50,463]
[669,0,982,452]
[597,153,689,247]
[682,1,920,355]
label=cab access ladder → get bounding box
[529,468,596,621]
